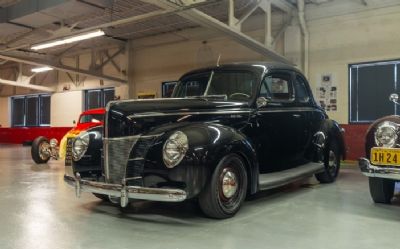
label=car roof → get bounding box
[81,108,105,115]
[180,61,302,78]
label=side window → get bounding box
[260,73,294,102]
[294,74,311,103]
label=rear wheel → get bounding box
[199,154,247,219]
[316,141,340,183]
[31,136,51,164]
[369,177,395,204]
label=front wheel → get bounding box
[316,141,340,183]
[369,177,395,204]
[199,154,247,219]
[31,136,51,164]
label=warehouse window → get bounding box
[84,88,115,110]
[11,94,51,127]
[349,60,400,123]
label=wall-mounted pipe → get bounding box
[297,0,309,78]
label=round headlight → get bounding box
[375,122,398,148]
[163,131,189,168]
[49,138,58,148]
[72,131,90,161]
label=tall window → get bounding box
[11,94,51,127]
[84,88,115,110]
[349,60,400,123]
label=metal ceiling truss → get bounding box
[143,0,295,64]
[0,63,55,92]
[0,49,127,85]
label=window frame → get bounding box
[259,70,296,104]
[349,59,400,124]
[84,87,115,110]
[11,94,51,127]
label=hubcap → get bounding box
[39,142,50,160]
[221,169,238,199]
[328,150,337,175]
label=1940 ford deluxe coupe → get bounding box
[65,62,346,219]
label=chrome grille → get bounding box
[126,137,157,185]
[104,136,139,184]
[104,134,162,184]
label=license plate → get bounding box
[65,138,73,166]
[370,147,400,166]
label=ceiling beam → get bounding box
[270,0,296,13]
[143,0,293,64]
[0,78,55,92]
[0,52,127,83]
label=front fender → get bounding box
[365,115,400,158]
[144,122,258,198]
[319,119,346,160]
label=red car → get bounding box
[31,108,105,164]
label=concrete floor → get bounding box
[0,145,399,249]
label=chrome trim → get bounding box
[359,157,400,180]
[64,174,187,204]
[258,107,316,113]
[128,157,144,161]
[103,133,164,141]
[127,110,251,119]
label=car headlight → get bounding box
[49,138,58,148]
[72,131,90,161]
[163,131,189,168]
[375,121,398,148]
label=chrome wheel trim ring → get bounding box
[328,150,337,175]
[221,169,238,199]
[39,142,50,161]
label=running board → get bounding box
[258,162,324,191]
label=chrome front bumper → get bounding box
[64,174,187,207]
[359,157,400,180]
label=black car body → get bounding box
[359,94,400,203]
[65,62,346,218]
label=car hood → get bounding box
[106,98,251,138]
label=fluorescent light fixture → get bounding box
[31,66,54,73]
[31,29,105,50]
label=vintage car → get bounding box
[31,108,105,165]
[359,93,400,204]
[64,62,346,219]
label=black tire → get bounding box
[368,177,395,204]
[316,141,340,183]
[93,193,110,201]
[199,154,248,219]
[31,136,51,164]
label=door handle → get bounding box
[293,114,301,118]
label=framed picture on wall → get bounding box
[161,81,177,98]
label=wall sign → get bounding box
[316,73,337,111]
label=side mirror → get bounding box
[73,120,76,125]
[389,93,399,104]
[256,97,268,108]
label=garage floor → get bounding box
[0,144,399,249]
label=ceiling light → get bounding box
[31,29,105,50]
[31,66,53,73]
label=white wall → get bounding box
[50,91,83,127]
[0,97,9,127]
[307,5,400,124]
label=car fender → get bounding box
[146,122,259,196]
[319,119,346,160]
[364,115,400,158]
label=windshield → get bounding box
[172,70,256,102]
[79,114,104,124]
